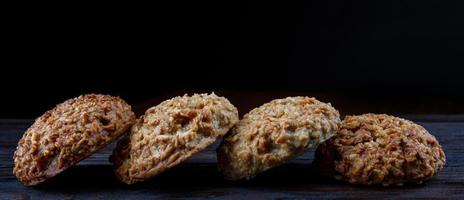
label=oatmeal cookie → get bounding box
[13,94,136,186]
[217,97,341,180]
[111,93,239,184]
[314,114,446,186]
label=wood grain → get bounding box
[0,118,463,199]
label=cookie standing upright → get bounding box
[13,94,136,186]
[111,93,239,184]
[314,114,446,186]
[217,96,341,180]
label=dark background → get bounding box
[2,1,464,118]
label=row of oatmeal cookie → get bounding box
[13,93,445,186]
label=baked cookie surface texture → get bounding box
[314,114,446,186]
[14,94,135,186]
[111,93,239,184]
[218,96,341,180]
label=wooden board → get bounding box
[0,118,463,199]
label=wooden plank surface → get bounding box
[0,118,463,199]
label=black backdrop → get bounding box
[3,1,464,118]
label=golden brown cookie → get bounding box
[111,93,239,184]
[13,94,136,186]
[314,114,446,186]
[217,97,341,180]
